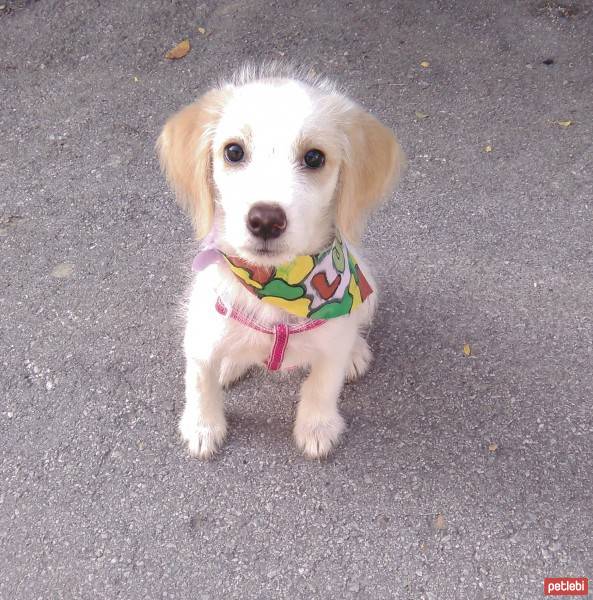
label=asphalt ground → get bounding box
[1,1,592,598]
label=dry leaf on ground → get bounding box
[51,263,74,278]
[435,513,447,529]
[165,39,190,60]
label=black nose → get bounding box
[246,203,287,240]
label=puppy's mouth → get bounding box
[241,240,291,264]
[254,246,275,256]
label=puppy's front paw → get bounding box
[293,412,345,459]
[179,414,227,459]
[346,335,372,382]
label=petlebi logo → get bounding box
[544,577,588,596]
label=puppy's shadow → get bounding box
[365,286,438,391]
[338,283,520,471]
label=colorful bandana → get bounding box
[220,233,373,320]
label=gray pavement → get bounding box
[1,1,592,599]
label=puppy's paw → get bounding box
[293,412,345,459]
[179,414,227,459]
[346,335,372,382]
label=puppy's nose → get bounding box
[247,203,287,240]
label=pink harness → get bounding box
[215,298,324,371]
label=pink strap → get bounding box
[214,298,324,371]
[266,323,289,371]
[215,297,272,334]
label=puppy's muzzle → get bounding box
[247,203,287,240]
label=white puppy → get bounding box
[158,66,404,459]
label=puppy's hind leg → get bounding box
[346,333,372,382]
[219,359,252,389]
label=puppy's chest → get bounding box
[187,262,365,370]
[223,318,320,371]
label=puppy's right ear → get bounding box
[157,89,228,238]
[337,104,405,243]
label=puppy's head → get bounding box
[158,70,404,265]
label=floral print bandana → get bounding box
[220,232,373,319]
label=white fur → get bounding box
[159,68,403,459]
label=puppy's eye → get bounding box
[224,143,244,163]
[303,149,325,169]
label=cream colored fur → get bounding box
[158,66,404,459]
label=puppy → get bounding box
[158,66,404,459]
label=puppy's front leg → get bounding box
[179,354,227,459]
[294,343,354,459]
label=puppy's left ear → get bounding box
[337,105,405,242]
[157,89,228,239]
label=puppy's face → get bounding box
[158,75,403,265]
[211,81,343,264]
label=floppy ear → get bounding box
[337,106,405,242]
[157,89,228,238]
